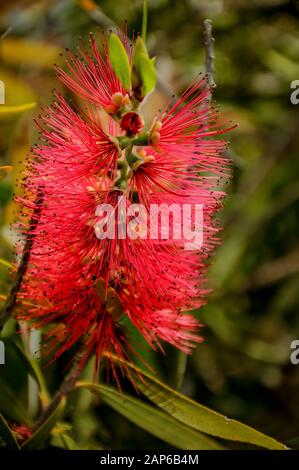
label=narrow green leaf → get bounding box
[133,35,148,58]
[0,258,13,269]
[133,37,157,97]
[0,379,31,425]
[139,378,287,450]
[171,349,188,389]
[21,350,50,407]
[21,397,66,450]
[109,33,131,91]
[0,340,45,426]
[9,340,43,386]
[138,53,157,96]
[0,102,36,119]
[105,354,287,450]
[77,382,223,450]
[0,339,43,397]
[0,412,20,449]
[58,433,80,450]
[0,318,17,338]
[51,430,80,450]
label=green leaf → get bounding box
[133,37,157,97]
[0,318,17,338]
[0,340,49,428]
[171,349,188,390]
[1,38,62,70]
[138,53,157,96]
[0,257,13,269]
[0,68,36,124]
[50,429,80,450]
[133,35,148,58]
[109,33,131,91]
[0,412,20,449]
[19,347,51,408]
[0,338,37,425]
[77,382,223,450]
[10,341,41,381]
[105,355,287,450]
[0,379,31,425]
[0,339,40,392]
[0,166,12,183]
[58,433,80,450]
[21,398,66,450]
[0,102,36,120]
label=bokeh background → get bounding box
[1,0,299,450]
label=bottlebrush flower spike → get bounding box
[30,92,121,188]
[15,26,235,382]
[55,29,133,113]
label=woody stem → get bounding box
[203,19,215,88]
[0,188,44,332]
[32,350,88,431]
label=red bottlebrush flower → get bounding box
[10,424,32,444]
[55,31,131,112]
[120,112,144,136]
[31,93,121,184]
[16,28,234,382]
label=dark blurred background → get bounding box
[1,0,299,449]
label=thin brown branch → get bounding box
[203,19,215,87]
[32,351,87,431]
[0,189,44,331]
[243,249,299,291]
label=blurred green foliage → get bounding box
[0,0,299,450]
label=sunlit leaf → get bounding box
[0,258,13,270]
[136,53,157,97]
[105,354,287,450]
[0,68,36,126]
[0,102,36,119]
[133,37,157,97]
[109,33,131,91]
[1,38,62,70]
[77,382,223,450]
